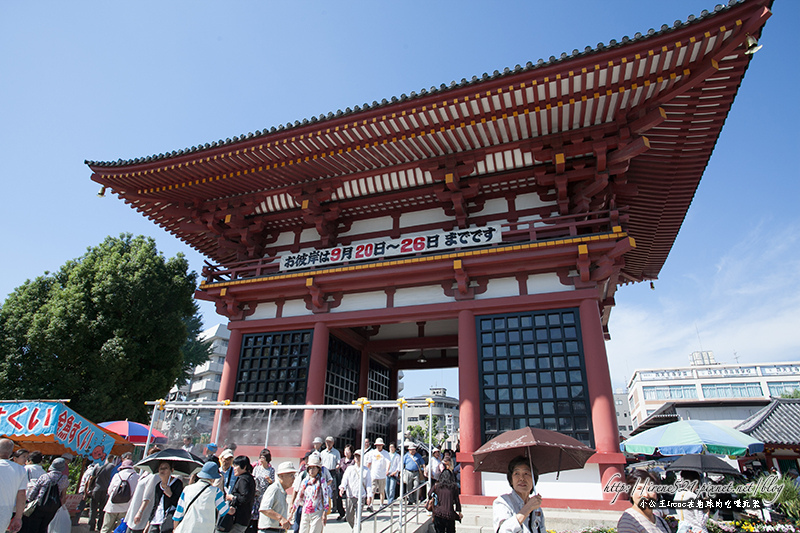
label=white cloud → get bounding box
[605,220,800,389]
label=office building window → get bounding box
[768,382,800,397]
[702,382,762,399]
[642,385,697,400]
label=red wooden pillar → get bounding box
[579,299,626,500]
[457,309,482,496]
[302,321,329,450]
[213,326,244,444]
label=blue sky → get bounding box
[1,1,797,399]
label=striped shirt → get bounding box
[173,480,229,533]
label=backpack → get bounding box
[110,474,132,504]
[37,476,62,515]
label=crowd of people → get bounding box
[0,435,464,533]
[2,433,753,533]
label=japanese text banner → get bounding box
[0,402,116,460]
[280,224,503,271]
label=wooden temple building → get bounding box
[88,0,772,507]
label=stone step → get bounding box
[460,504,621,532]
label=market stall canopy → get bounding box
[0,401,134,458]
[620,420,763,457]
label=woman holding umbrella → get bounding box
[492,456,545,533]
[617,469,670,533]
[134,461,183,533]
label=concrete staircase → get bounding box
[459,504,621,533]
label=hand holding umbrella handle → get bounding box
[517,494,542,523]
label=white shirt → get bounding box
[104,468,139,514]
[365,449,390,480]
[319,447,341,472]
[388,452,401,476]
[429,455,442,480]
[258,481,288,530]
[339,464,371,500]
[493,492,546,533]
[0,459,27,532]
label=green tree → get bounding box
[0,234,210,422]
[407,415,449,448]
[781,388,800,399]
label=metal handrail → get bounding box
[360,484,430,533]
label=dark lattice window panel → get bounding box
[322,335,362,445]
[477,309,594,447]
[230,330,313,446]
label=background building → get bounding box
[627,352,800,427]
[163,324,230,437]
[614,389,633,440]
[404,387,460,450]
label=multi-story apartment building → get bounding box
[164,324,230,436]
[627,352,800,428]
[614,389,633,439]
[404,387,460,450]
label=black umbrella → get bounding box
[666,454,742,476]
[135,448,205,476]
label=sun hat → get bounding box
[312,437,324,444]
[375,438,385,445]
[307,453,322,467]
[407,442,417,449]
[325,436,334,442]
[220,449,234,460]
[206,443,218,451]
[276,461,298,475]
[49,458,68,473]
[197,461,221,480]
[354,449,363,456]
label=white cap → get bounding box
[313,437,324,444]
[375,438,385,445]
[276,461,297,475]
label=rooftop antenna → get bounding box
[695,323,704,352]
[733,350,740,364]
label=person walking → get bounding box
[24,452,45,490]
[338,449,371,529]
[135,461,183,533]
[258,462,296,532]
[428,469,462,533]
[101,459,139,533]
[0,438,28,533]
[224,455,256,533]
[319,437,343,520]
[123,461,158,533]
[386,443,400,505]
[291,454,330,533]
[173,462,230,533]
[90,456,117,532]
[252,449,275,532]
[21,458,70,533]
[338,446,355,475]
[364,438,389,511]
[217,449,237,495]
[402,443,425,504]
